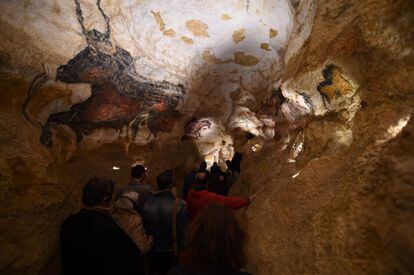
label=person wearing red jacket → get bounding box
[185,172,257,220]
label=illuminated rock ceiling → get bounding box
[0,0,314,161]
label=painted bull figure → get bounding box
[24,0,185,147]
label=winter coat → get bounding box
[182,171,197,199]
[143,190,188,252]
[185,187,249,220]
[112,207,153,254]
[60,208,144,275]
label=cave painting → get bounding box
[202,142,234,168]
[24,0,185,147]
[317,64,353,108]
[262,87,286,116]
[182,117,212,140]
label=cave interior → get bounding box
[0,0,413,274]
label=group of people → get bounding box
[60,155,256,275]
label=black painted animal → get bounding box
[317,64,353,108]
[26,0,185,147]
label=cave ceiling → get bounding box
[0,0,318,162]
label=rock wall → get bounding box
[236,0,414,274]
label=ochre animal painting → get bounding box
[182,117,212,140]
[317,64,353,108]
[23,0,185,147]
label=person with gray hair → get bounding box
[112,191,154,254]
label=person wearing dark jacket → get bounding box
[144,169,188,275]
[207,173,230,196]
[169,204,251,275]
[210,162,222,176]
[182,162,199,200]
[60,177,144,275]
[198,161,210,176]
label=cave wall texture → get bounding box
[0,0,413,274]
[236,0,414,274]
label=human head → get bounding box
[115,191,139,210]
[199,161,207,171]
[156,169,173,190]
[131,164,146,179]
[195,172,208,186]
[188,204,248,269]
[210,162,221,175]
[81,177,115,207]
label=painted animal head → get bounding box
[56,44,133,85]
[147,103,183,135]
[182,117,212,139]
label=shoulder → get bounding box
[61,212,81,231]
[143,194,162,211]
[62,209,91,226]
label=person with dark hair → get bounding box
[60,177,145,275]
[223,154,242,193]
[226,160,233,172]
[207,173,229,196]
[198,161,210,176]
[182,162,200,200]
[143,169,188,275]
[210,162,223,176]
[169,204,251,275]
[231,152,243,173]
[116,164,153,213]
[186,173,256,220]
[208,162,230,196]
